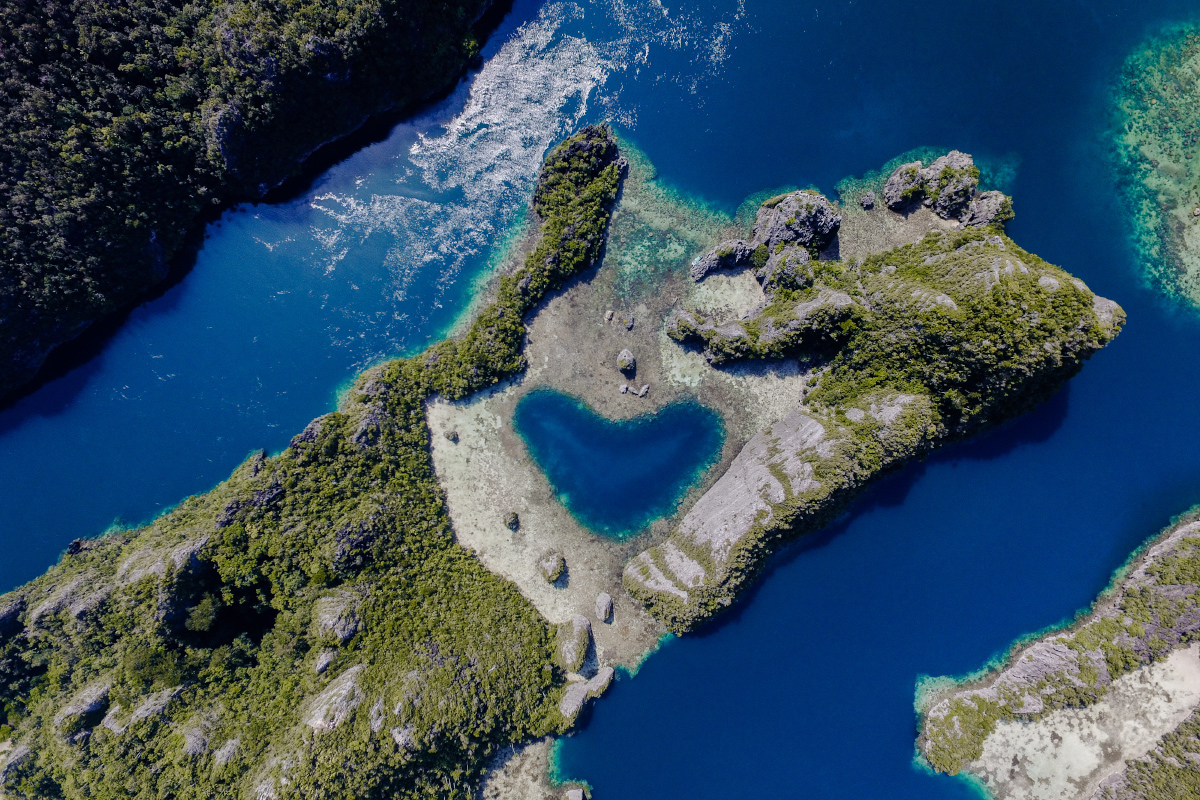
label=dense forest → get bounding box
[0,127,624,799]
[0,0,492,398]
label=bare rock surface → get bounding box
[305,664,365,731]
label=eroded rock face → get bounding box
[690,190,842,281]
[882,151,1010,227]
[305,665,365,731]
[312,590,361,645]
[625,394,933,629]
[558,666,614,723]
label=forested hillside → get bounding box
[0,0,492,398]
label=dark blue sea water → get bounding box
[513,389,723,537]
[6,0,1200,797]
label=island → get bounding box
[0,131,1124,800]
[0,0,499,400]
[918,510,1200,800]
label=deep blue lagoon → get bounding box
[513,389,724,537]
[8,0,1200,798]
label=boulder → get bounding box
[616,349,636,374]
[595,592,613,623]
[505,512,520,532]
[539,551,566,584]
[314,649,336,674]
[556,615,592,672]
[859,191,876,209]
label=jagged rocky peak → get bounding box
[689,190,842,281]
[882,150,1012,226]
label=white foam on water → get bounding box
[294,0,748,366]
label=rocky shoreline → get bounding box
[918,510,1200,800]
[624,152,1122,633]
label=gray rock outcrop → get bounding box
[54,682,111,733]
[305,665,364,731]
[616,349,636,374]
[690,190,842,282]
[859,191,876,209]
[882,151,1012,227]
[312,590,361,645]
[555,615,592,673]
[595,592,613,623]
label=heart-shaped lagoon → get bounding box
[512,388,725,538]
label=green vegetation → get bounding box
[630,202,1123,633]
[0,0,495,398]
[918,511,1200,778]
[0,126,624,799]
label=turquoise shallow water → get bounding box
[512,389,723,537]
[7,0,1200,797]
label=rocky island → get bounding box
[0,132,1124,800]
[918,510,1200,800]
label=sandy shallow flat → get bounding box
[969,643,1200,800]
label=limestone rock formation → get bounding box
[882,151,1012,228]
[689,190,842,281]
[617,349,636,374]
[558,666,614,723]
[595,592,613,623]
[918,516,1200,799]
[644,221,1123,632]
[312,590,361,645]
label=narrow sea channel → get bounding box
[7,0,1200,797]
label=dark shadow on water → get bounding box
[686,385,1072,639]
